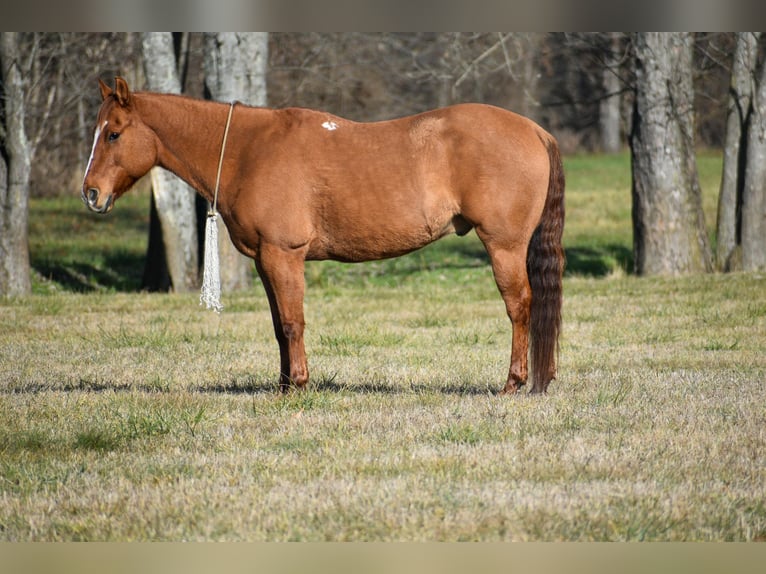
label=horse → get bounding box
[82,77,564,394]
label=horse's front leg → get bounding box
[255,244,309,392]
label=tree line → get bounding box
[2,32,765,297]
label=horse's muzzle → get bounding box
[82,188,114,214]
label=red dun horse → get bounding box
[83,77,564,394]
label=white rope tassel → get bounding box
[200,212,223,313]
[200,101,236,314]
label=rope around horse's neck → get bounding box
[211,101,237,215]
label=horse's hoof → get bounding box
[500,381,524,395]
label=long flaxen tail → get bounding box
[526,135,565,393]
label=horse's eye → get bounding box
[108,132,120,142]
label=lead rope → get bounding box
[200,101,236,313]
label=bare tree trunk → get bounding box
[141,32,199,292]
[741,42,766,271]
[142,194,171,291]
[0,32,32,296]
[518,33,541,121]
[599,32,622,153]
[716,33,760,271]
[629,32,712,276]
[203,32,268,291]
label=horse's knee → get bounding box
[281,320,304,341]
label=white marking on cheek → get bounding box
[321,120,338,131]
[83,121,108,184]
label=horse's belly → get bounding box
[308,214,460,263]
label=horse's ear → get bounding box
[113,77,131,107]
[98,78,112,101]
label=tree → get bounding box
[629,33,712,275]
[203,32,268,291]
[741,38,766,271]
[141,32,199,292]
[712,33,766,272]
[599,32,624,153]
[715,33,760,271]
[0,32,32,297]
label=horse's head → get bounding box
[81,77,158,214]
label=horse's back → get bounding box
[423,103,553,144]
[250,103,554,261]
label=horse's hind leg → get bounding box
[482,242,531,394]
[255,244,309,392]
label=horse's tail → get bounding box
[527,134,565,392]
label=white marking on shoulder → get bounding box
[322,120,338,131]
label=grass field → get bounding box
[1,151,765,541]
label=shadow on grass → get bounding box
[6,376,519,397]
[194,377,499,396]
[33,251,146,292]
[313,377,499,396]
[442,238,633,277]
[564,245,633,276]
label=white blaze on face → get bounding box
[83,121,108,185]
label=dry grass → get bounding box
[2,151,765,541]
[1,270,764,541]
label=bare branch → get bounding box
[453,33,513,92]
[29,83,56,158]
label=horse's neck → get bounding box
[138,93,269,206]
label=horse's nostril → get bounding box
[87,188,99,204]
